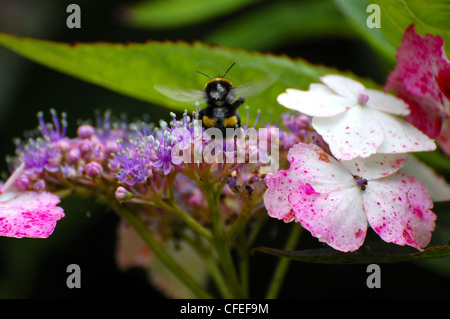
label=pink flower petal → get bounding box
[115,219,151,270]
[364,173,436,250]
[386,25,449,105]
[263,170,299,223]
[264,143,354,223]
[385,25,450,139]
[0,191,65,238]
[341,153,407,180]
[277,86,352,117]
[312,105,384,160]
[287,143,354,192]
[402,94,443,138]
[289,183,366,252]
[321,75,365,99]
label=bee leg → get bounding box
[231,96,245,112]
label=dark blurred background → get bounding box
[0,0,448,299]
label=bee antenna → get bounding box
[223,62,236,77]
[196,70,213,79]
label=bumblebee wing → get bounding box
[231,74,278,98]
[154,85,206,103]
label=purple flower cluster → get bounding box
[3,107,317,240]
[7,109,133,192]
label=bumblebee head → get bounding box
[197,63,236,106]
[204,78,234,106]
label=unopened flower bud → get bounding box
[15,174,30,190]
[105,140,119,154]
[77,124,95,139]
[79,140,92,153]
[33,179,46,191]
[115,186,131,201]
[55,140,70,152]
[85,161,103,178]
[66,148,81,163]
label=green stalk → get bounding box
[154,199,214,241]
[237,236,250,297]
[265,224,302,299]
[70,185,212,299]
[203,181,244,298]
[115,204,213,299]
[182,233,233,299]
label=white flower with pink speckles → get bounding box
[264,143,436,252]
[277,75,436,161]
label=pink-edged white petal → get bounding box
[312,105,384,161]
[341,153,408,180]
[320,74,365,99]
[289,183,366,252]
[0,190,65,238]
[263,170,299,223]
[365,89,411,116]
[366,108,437,154]
[287,143,354,192]
[277,87,352,117]
[364,173,436,250]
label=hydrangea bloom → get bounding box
[385,25,450,155]
[264,143,436,252]
[278,75,436,161]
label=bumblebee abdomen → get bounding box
[223,115,239,128]
[202,115,217,128]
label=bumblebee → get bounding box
[155,63,275,137]
[196,63,245,136]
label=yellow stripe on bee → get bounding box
[202,116,217,128]
[205,77,233,88]
[224,116,238,128]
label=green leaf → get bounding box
[255,204,450,264]
[369,0,450,54]
[123,0,260,29]
[0,33,376,124]
[334,0,396,63]
[204,0,355,51]
[254,243,450,264]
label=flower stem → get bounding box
[114,203,213,299]
[202,180,244,298]
[265,224,302,299]
[69,185,213,299]
[183,233,233,299]
[156,199,214,242]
